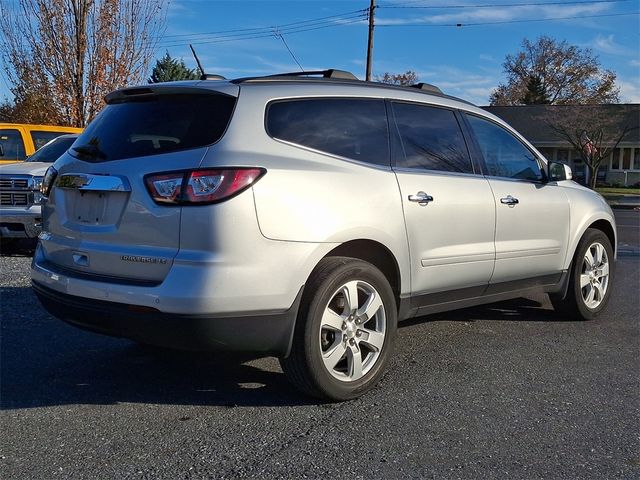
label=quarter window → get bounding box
[466,114,543,182]
[392,103,472,173]
[266,98,389,167]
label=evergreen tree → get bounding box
[521,76,551,105]
[149,52,199,83]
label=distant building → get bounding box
[483,104,640,186]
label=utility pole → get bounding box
[365,0,375,81]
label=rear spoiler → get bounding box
[104,83,239,104]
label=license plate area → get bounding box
[60,189,130,229]
[75,191,107,224]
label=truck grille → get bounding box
[0,178,29,190]
[0,176,36,207]
[1,192,31,206]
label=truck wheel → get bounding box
[281,257,397,401]
[550,228,614,321]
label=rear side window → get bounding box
[31,131,66,150]
[0,129,26,160]
[267,98,389,167]
[392,103,472,173]
[70,93,236,162]
[466,114,543,182]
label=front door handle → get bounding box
[500,195,519,206]
[408,191,434,205]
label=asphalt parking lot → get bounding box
[1,211,638,479]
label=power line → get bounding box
[380,0,631,7]
[274,30,304,71]
[161,8,367,39]
[376,10,639,27]
[158,17,368,49]
[157,12,368,48]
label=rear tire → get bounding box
[280,257,397,401]
[550,228,614,321]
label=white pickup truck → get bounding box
[0,134,78,244]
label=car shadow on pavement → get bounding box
[1,286,565,411]
[0,286,319,410]
[0,239,37,257]
[402,296,567,327]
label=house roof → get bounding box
[482,104,640,145]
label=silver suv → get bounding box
[31,70,616,400]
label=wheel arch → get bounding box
[564,214,617,270]
[323,240,402,302]
[588,219,616,258]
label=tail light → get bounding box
[144,168,265,205]
[41,166,58,197]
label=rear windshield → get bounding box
[70,93,236,162]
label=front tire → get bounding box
[281,257,397,401]
[550,228,614,320]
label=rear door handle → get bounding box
[408,191,434,205]
[500,195,519,206]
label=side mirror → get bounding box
[547,161,572,182]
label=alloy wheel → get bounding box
[318,280,386,382]
[580,241,610,309]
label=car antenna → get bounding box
[190,44,207,80]
[189,44,226,81]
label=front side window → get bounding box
[70,93,236,162]
[266,98,389,167]
[392,102,472,173]
[0,129,26,161]
[31,131,66,150]
[466,114,543,182]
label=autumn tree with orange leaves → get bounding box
[0,0,167,127]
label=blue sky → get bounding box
[3,0,640,105]
[159,0,640,104]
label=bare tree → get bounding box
[548,106,636,189]
[491,36,619,106]
[0,0,167,127]
[376,70,419,86]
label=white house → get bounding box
[484,104,640,186]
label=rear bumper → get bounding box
[32,281,302,356]
[0,208,41,238]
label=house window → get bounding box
[573,151,584,165]
[556,149,570,164]
[611,148,621,170]
[622,149,632,170]
[634,148,640,170]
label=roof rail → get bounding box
[265,69,358,80]
[411,83,443,94]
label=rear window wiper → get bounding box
[72,144,107,159]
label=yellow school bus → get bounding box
[0,123,83,164]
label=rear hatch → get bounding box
[39,84,237,284]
